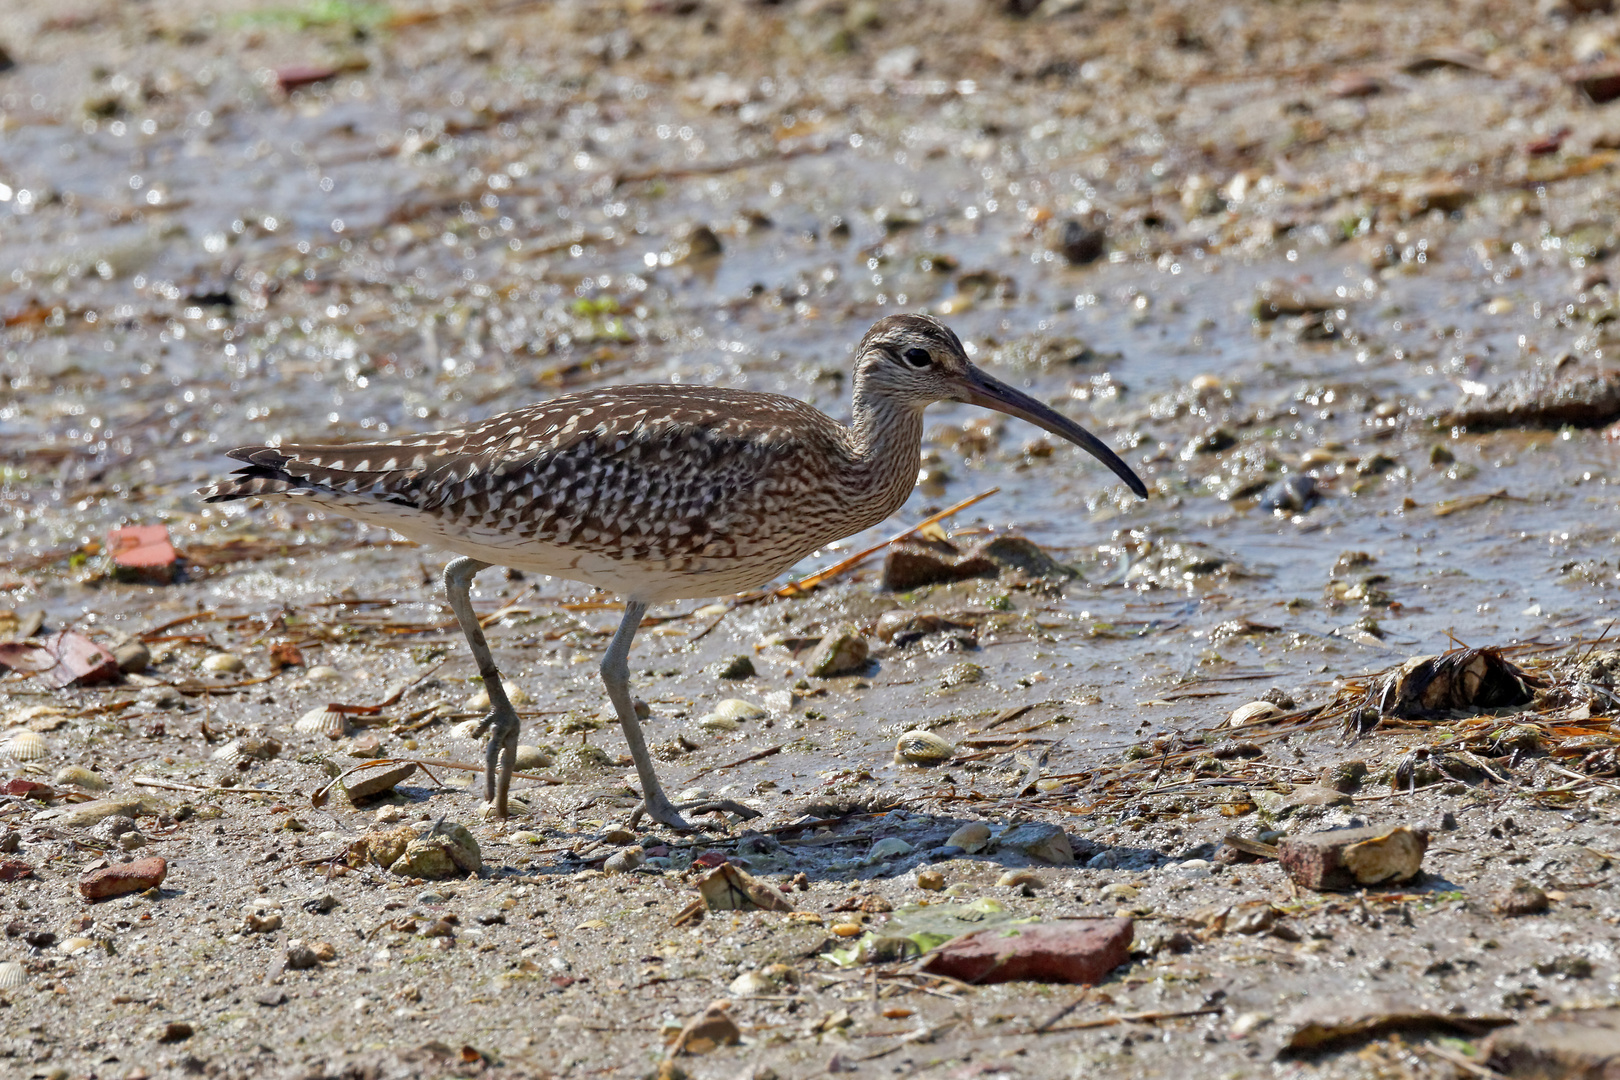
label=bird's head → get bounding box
[853,313,1148,498]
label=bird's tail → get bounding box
[196,446,422,508]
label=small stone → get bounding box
[602,827,636,845]
[916,869,946,891]
[1485,1008,1620,1078]
[156,1021,193,1043]
[1055,218,1107,265]
[512,745,552,771]
[921,918,1133,985]
[945,822,992,853]
[866,837,913,860]
[1098,882,1140,902]
[285,942,319,970]
[79,856,167,901]
[1494,878,1551,916]
[711,655,755,680]
[113,641,151,674]
[603,847,646,874]
[202,652,244,674]
[117,830,147,852]
[806,627,869,677]
[53,765,110,792]
[245,911,282,934]
[1000,822,1075,865]
[880,545,999,591]
[939,661,983,687]
[668,1000,741,1055]
[341,762,417,803]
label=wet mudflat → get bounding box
[5,0,1620,1077]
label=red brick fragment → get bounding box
[1278,825,1428,892]
[0,859,33,881]
[920,918,1133,985]
[107,524,178,583]
[79,856,167,901]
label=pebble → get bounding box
[603,846,646,873]
[916,869,946,891]
[512,745,552,771]
[866,837,914,860]
[202,652,244,674]
[113,641,150,674]
[303,665,345,683]
[807,626,869,677]
[1494,878,1551,917]
[341,762,417,803]
[711,655,756,680]
[946,822,993,853]
[1098,882,1140,902]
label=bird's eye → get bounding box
[901,347,932,368]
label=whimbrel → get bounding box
[199,314,1147,829]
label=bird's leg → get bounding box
[601,600,692,830]
[444,557,519,817]
[603,603,762,832]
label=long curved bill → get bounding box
[958,365,1148,499]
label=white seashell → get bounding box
[59,936,95,955]
[450,718,485,742]
[894,730,954,765]
[303,665,346,683]
[212,740,248,764]
[0,961,24,989]
[946,821,993,853]
[710,698,766,722]
[1227,701,1284,728]
[3,731,49,762]
[696,712,740,733]
[295,707,349,737]
[202,652,244,674]
[53,766,109,791]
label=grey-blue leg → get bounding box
[601,600,690,829]
[604,602,761,831]
[444,556,520,816]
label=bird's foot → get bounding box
[472,705,521,816]
[627,796,762,832]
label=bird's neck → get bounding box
[841,388,926,528]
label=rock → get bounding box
[391,823,481,879]
[106,525,179,584]
[1494,878,1551,916]
[512,745,552,771]
[1485,1007,1620,1077]
[1571,62,1620,104]
[974,535,1075,579]
[711,654,755,680]
[156,1021,194,1043]
[1259,475,1320,514]
[80,856,167,900]
[806,626,869,677]
[285,942,320,970]
[341,762,417,803]
[603,847,646,873]
[1278,826,1426,891]
[916,869,946,891]
[920,918,1132,985]
[671,223,723,263]
[1440,367,1620,431]
[946,822,993,853]
[880,544,999,590]
[1055,218,1107,265]
[113,641,150,674]
[1277,992,1511,1055]
[275,65,339,92]
[867,837,913,861]
[998,869,1043,889]
[1000,822,1075,865]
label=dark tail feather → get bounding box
[197,445,424,507]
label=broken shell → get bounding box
[0,961,24,989]
[945,821,992,853]
[212,737,280,764]
[60,936,95,955]
[202,652,244,674]
[603,846,646,873]
[512,745,552,771]
[6,705,65,728]
[450,718,485,741]
[997,869,1043,889]
[894,730,954,765]
[303,665,345,683]
[1228,701,1284,728]
[54,765,109,791]
[295,707,349,737]
[3,731,49,762]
